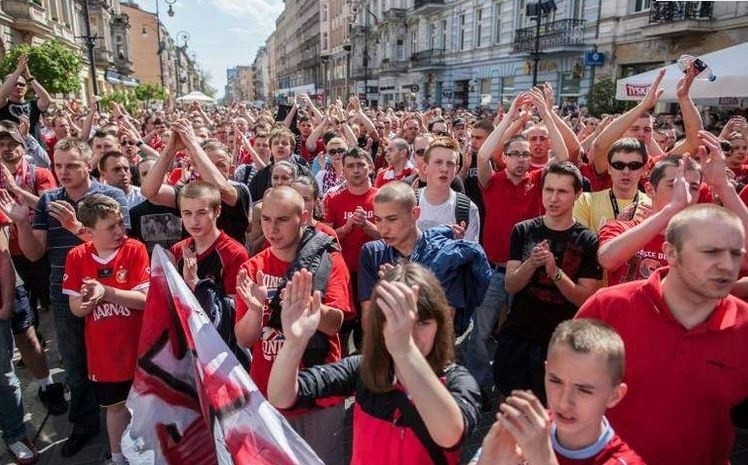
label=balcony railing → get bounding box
[410,49,446,68]
[649,1,713,23]
[384,8,407,21]
[414,0,445,9]
[513,19,586,53]
[379,59,409,75]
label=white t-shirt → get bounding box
[416,187,480,242]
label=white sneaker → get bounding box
[7,438,38,464]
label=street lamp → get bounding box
[175,30,190,98]
[352,2,379,105]
[143,0,179,88]
[78,0,99,96]
[526,0,557,87]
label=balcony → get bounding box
[642,1,713,37]
[378,58,409,75]
[413,0,445,15]
[4,0,51,36]
[384,8,407,22]
[410,49,446,70]
[513,19,586,54]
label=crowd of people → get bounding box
[0,52,745,465]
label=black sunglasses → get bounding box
[328,148,347,155]
[610,161,644,171]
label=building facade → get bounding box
[225,65,254,103]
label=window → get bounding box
[476,8,483,47]
[494,2,502,43]
[429,23,436,49]
[322,32,328,51]
[501,76,515,105]
[411,29,417,56]
[572,0,583,19]
[633,0,651,12]
[321,2,327,21]
[440,20,447,49]
[459,13,466,50]
[397,39,404,61]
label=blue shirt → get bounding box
[358,226,491,334]
[33,180,130,301]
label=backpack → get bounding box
[194,278,251,368]
[266,227,338,367]
[415,188,471,227]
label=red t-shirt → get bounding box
[576,268,748,465]
[62,238,150,382]
[299,137,325,164]
[374,167,415,187]
[598,218,666,286]
[8,166,57,256]
[314,221,339,242]
[481,169,544,264]
[235,247,353,402]
[170,231,248,295]
[579,163,612,193]
[323,187,377,272]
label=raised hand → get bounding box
[475,421,524,465]
[280,269,321,345]
[0,189,28,223]
[698,130,729,189]
[668,156,692,211]
[237,268,267,315]
[48,200,81,233]
[642,68,666,110]
[376,280,419,356]
[496,390,555,465]
[181,245,199,290]
[676,62,698,99]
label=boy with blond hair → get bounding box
[62,194,150,465]
[473,319,645,465]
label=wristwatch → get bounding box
[551,269,563,281]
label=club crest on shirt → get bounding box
[116,268,128,283]
[261,327,285,361]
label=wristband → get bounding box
[136,140,144,147]
[26,77,35,83]
[551,269,563,281]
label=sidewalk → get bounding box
[1,309,746,465]
[0,310,109,465]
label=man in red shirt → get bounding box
[374,138,414,187]
[234,186,352,465]
[576,203,748,465]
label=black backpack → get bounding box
[266,227,339,367]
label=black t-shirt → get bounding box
[248,157,311,204]
[129,200,186,254]
[504,217,602,343]
[0,99,42,139]
[461,148,485,238]
[174,181,252,244]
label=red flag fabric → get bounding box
[123,246,324,465]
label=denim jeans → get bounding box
[52,298,100,434]
[0,315,26,446]
[463,268,508,389]
[493,329,548,404]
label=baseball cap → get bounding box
[0,129,25,149]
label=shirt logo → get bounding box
[116,268,128,283]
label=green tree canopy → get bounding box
[134,83,166,103]
[0,41,83,95]
[586,77,634,117]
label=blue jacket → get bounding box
[358,226,491,335]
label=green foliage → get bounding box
[0,41,83,95]
[586,77,634,117]
[134,83,166,103]
[99,90,139,114]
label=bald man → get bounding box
[234,186,352,465]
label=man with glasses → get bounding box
[573,138,650,232]
[0,55,51,142]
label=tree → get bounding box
[134,83,167,106]
[0,41,83,95]
[198,69,217,98]
[100,90,139,114]
[586,77,635,117]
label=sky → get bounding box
[138,0,285,98]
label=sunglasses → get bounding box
[120,140,137,146]
[14,82,26,87]
[328,148,347,155]
[610,161,644,171]
[506,151,532,159]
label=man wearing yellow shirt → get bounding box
[574,138,650,231]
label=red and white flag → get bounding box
[123,246,324,465]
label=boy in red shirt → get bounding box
[62,194,150,465]
[473,319,645,465]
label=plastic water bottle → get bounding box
[677,54,716,82]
